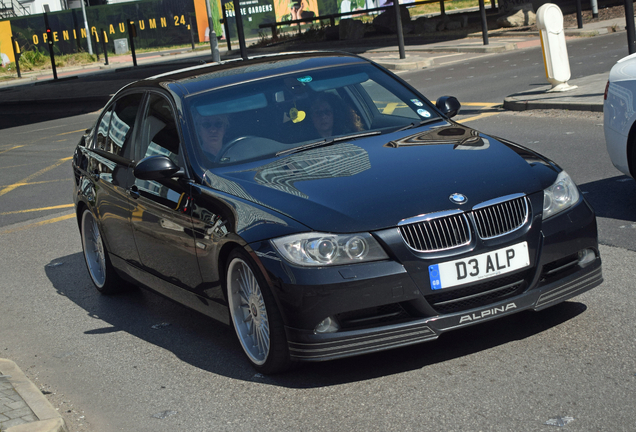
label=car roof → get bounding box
[129,51,369,96]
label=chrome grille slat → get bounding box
[442,218,452,246]
[473,195,529,240]
[398,195,530,252]
[433,220,443,249]
[415,224,426,250]
[399,213,471,252]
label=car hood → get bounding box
[204,123,559,233]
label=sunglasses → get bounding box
[201,120,225,129]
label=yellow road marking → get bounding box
[0,178,72,189]
[0,213,75,236]
[0,145,24,155]
[382,102,400,115]
[56,129,86,136]
[457,112,501,124]
[0,204,74,216]
[0,156,73,198]
[3,162,45,170]
[16,124,67,135]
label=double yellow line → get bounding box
[0,156,76,235]
[0,127,90,235]
[456,103,502,124]
[0,156,73,198]
[0,213,75,236]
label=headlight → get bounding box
[542,171,580,220]
[271,232,388,267]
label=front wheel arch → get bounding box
[224,247,293,374]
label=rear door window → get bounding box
[104,93,144,157]
[136,93,181,164]
[95,106,113,150]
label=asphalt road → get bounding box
[1,108,635,432]
[0,114,98,228]
[402,31,628,104]
[1,32,635,431]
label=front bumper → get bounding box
[285,260,602,361]
[251,195,602,362]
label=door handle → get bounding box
[127,185,140,199]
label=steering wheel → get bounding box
[215,136,255,163]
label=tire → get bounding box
[226,248,292,374]
[80,209,132,294]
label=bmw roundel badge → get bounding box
[449,193,467,204]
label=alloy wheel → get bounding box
[227,257,270,365]
[82,210,106,288]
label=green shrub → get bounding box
[19,50,47,71]
[17,50,97,71]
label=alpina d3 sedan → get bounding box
[73,52,602,373]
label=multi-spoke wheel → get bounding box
[226,249,292,374]
[80,209,131,294]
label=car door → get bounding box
[88,92,143,266]
[128,92,203,290]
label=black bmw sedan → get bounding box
[72,52,602,373]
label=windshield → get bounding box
[186,63,440,166]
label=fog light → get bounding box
[578,249,596,267]
[314,317,340,334]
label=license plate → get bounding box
[428,242,530,290]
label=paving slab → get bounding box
[0,360,67,432]
[503,72,608,112]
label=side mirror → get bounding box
[436,96,461,118]
[134,155,184,181]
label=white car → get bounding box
[604,53,636,179]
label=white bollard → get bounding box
[536,3,578,92]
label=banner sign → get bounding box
[0,0,389,60]
[5,0,197,56]
[222,0,276,38]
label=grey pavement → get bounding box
[0,13,627,432]
[0,359,66,432]
[503,72,607,112]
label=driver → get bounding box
[196,114,229,158]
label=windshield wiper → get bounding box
[276,131,382,156]
[394,118,440,133]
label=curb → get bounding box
[373,56,434,70]
[503,96,604,112]
[474,25,617,38]
[0,96,110,107]
[410,43,518,53]
[565,27,611,37]
[0,359,67,432]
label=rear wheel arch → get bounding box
[75,201,88,231]
[79,207,134,294]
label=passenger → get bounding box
[309,93,363,139]
[195,113,229,158]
